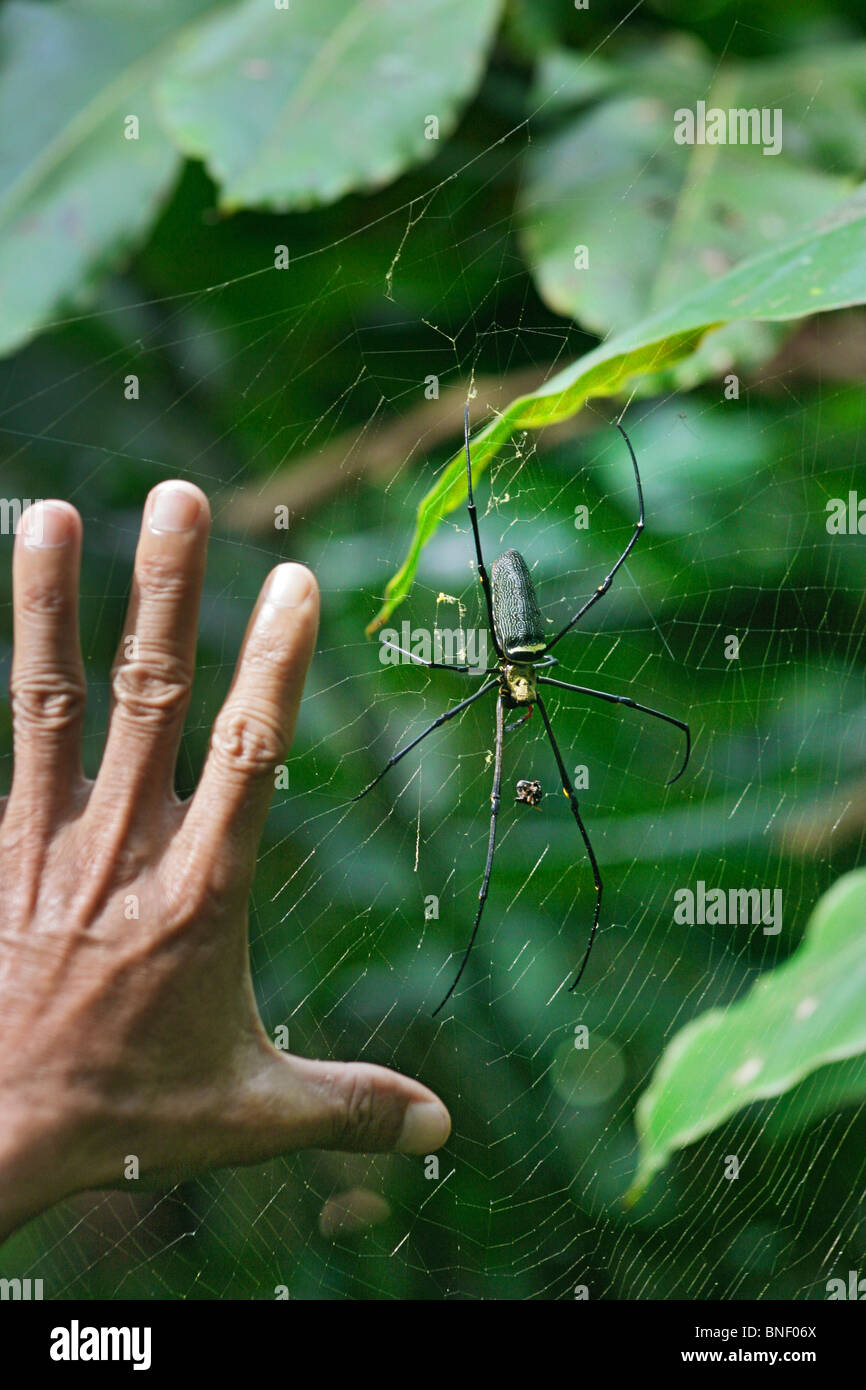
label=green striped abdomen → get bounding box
[491,549,546,658]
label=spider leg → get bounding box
[354,677,498,801]
[536,695,603,994]
[544,422,644,653]
[379,638,496,676]
[432,693,505,1016]
[505,705,533,734]
[539,676,691,784]
[464,405,503,659]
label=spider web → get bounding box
[1,22,866,1304]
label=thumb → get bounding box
[250,1052,451,1156]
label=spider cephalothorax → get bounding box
[357,408,691,1016]
[501,660,537,706]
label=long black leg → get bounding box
[379,638,496,676]
[545,422,644,653]
[433,693,505,1016]
[464,405,502,658]
[354,678,498,801]
[539,676,690,784]
[377,644,558,679]
[536,695,603,994]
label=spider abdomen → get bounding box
[491,549,546,659]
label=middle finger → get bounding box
[90,481,209,823]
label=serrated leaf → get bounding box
[158,0,503,212]
[367,190,866,633]
[628,869,866,1201]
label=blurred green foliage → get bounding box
[0,0,865,1301]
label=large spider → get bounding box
[357,409,691,1015]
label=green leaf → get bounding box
[158,0,503,213]
[628,869,866,1201]
[367,189,866,633]
[520,43,866,337]
[760,1055,866,1140]
[0,0,211,358]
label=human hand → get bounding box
[0,484,450,1241]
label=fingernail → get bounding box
[265,563,314,609]
[148,483,201,533]
[20,500,74,548]
[396,1099,451,1155]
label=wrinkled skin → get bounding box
[0,485,449,1241]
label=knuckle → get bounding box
[241,641,293,682]
[18,582,71,620]
[163,878,225,934]
[161,849,243,928]
[111,652,191,726]
[332,1070,378,1147]
[100,838,148,888]
[73,836,145,901]
[326,1067,401,1151]
[10,669,86,732]
[0,814,43,861]
[134,554,190,602]
[209,705,285,777]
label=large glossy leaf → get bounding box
[367,189,866,632]
[158,0,503,212]
[628,869,866,1200]
[0,0,211,357]
[521,42,866,336]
